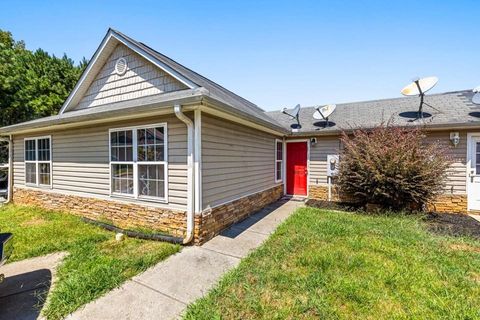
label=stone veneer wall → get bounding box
[309,185,340,202]
[13,185,284,244]
[426,194,468,214]
[194,185,284,244]
[309,185,468,214]
[13,188,187,237]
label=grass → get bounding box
[184,207,480,319]
[0,204,180,319]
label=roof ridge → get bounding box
[112,30,265,113]
[267,89,473,113]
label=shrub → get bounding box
[336,123,451,211]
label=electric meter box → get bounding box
[327,155,339,177]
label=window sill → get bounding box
[25,183,53,189]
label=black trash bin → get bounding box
[0,233,13,283]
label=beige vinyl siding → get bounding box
[202,115,281,209]
[426,131,469,194]
[309,136,341,186]
[13,116,188,209]
[308,130,476,195]
[74,44,188,110]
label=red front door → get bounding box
[286,142,308,195]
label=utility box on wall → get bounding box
[326,155,339,177]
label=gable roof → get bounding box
[266,90,480,135]
[0,28,287,135]
[58,29,283,129]
[112,30,280,126]
[59,29,198,114]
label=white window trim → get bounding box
[275,139,284,183]
[24,136,52,188]
[108,123,168,203]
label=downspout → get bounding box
[174,105,195,244]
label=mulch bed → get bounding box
[424,212,480,239]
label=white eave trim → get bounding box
[59,29,198,114]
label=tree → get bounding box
[336,123,451,211]
[0,30,86,162]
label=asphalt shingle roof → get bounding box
[266,90,480,134]
[113,30,284,128]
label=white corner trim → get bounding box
[194,109,202,214]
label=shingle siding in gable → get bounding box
[74,44,188,110]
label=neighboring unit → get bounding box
[1,29,479,244]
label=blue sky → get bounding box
[2,0,478,111]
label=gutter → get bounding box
[285,120,480,138]
[174,105,195,244]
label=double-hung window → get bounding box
[110,124,167,202]
[275,139,283,182]
[25,137,52,187]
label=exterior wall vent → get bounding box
[115,57,127,76]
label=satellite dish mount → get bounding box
[282,104,301,130]
[401,76,440,119]
[414,78,434,116]
[313,104,337,128]
[472,86,480,105]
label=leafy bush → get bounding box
[336,123,451,211]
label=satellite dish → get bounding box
[473,86,480,105]
[401,76,438,96]
[313,104,336,120]
[282,104,301,130]
[313,104,336,127]
[400,76,440,119]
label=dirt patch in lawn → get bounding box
[21,217,47,227]
[424,212,480,239]
[449,243,480,253]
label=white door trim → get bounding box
[466,133,480,210]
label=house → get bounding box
[0,29,479,244]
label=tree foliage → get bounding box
[336,123,452,211]
[0,29,86,162]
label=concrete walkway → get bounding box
[470,214,480,223]
[0,252,67,320]
[67,198,303,320]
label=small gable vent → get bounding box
[115,57,127,76]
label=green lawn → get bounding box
[184,207,480,319]
[0,204,180,320]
